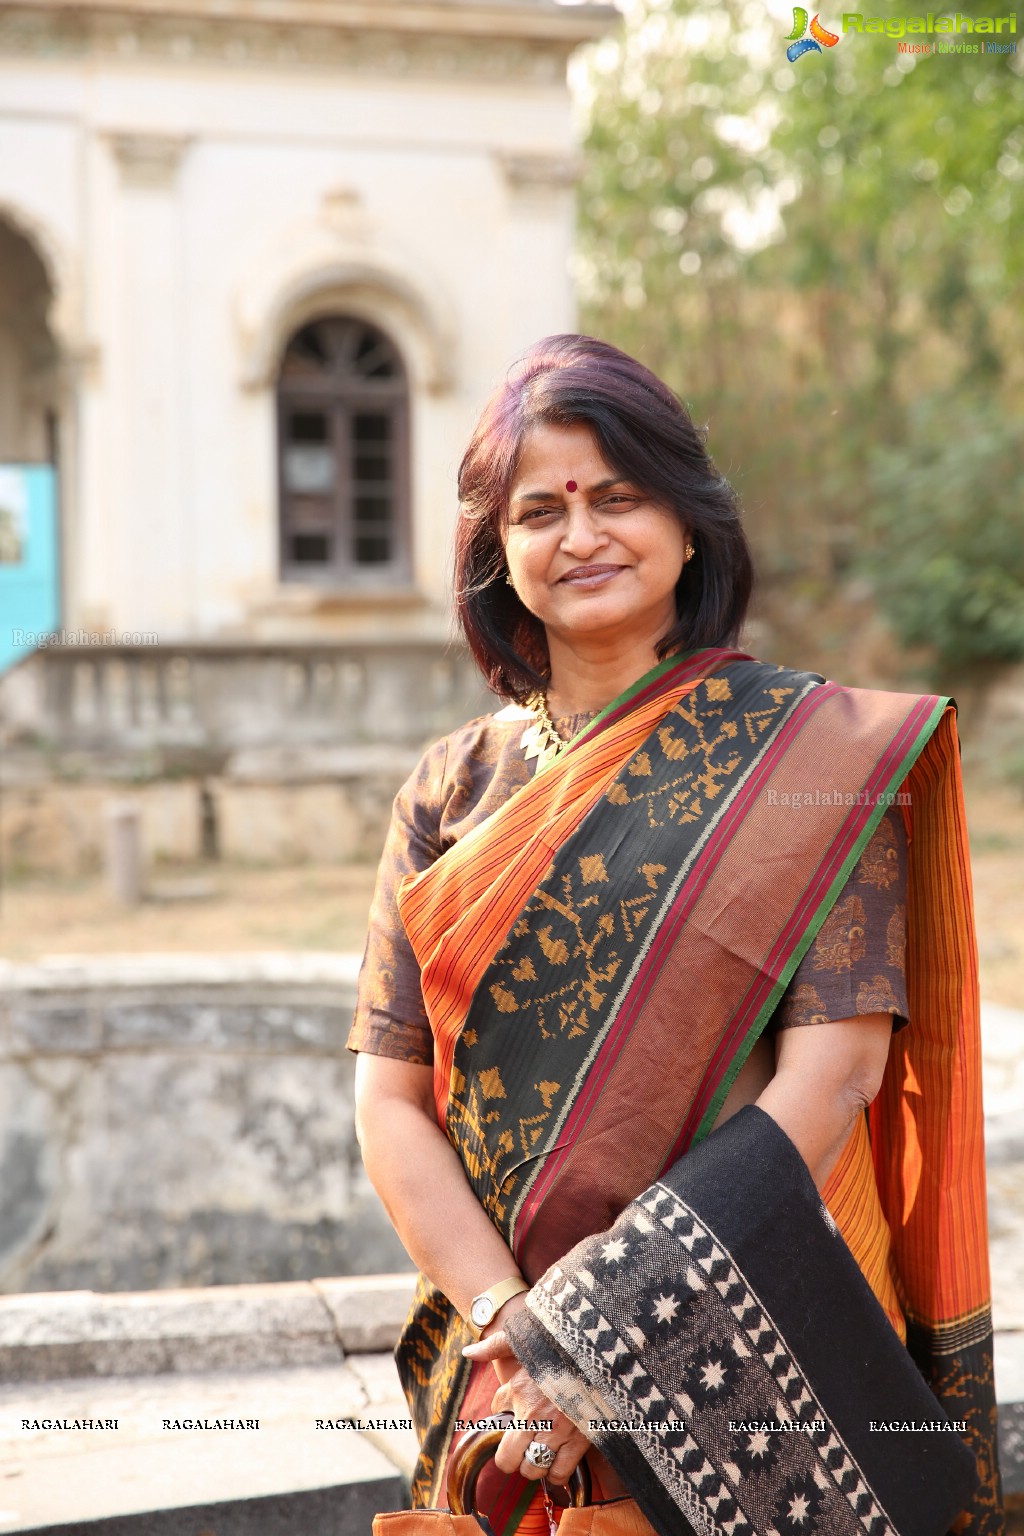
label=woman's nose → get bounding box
[560,502,607,555]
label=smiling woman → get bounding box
[502,421,690,712]
[350,336,1001,1536]
[453,335,751,716]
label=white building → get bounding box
[0,0,617,872]
[0,0,613,650]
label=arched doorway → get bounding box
[0,216,62,668]
[276,315,411,586]
[0,217,59,467]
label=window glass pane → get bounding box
[280,331,331,379]
[355,535,391,565]
[355,495,391,526]
[292,534,331,563]
[354,333,396,378]
[290,412,328,443]
[353,414,392,483]
[284,446,335,495]
[355,456,390,482]
[354,414,391,442]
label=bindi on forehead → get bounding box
[565,480,577,492]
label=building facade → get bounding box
[0,0,615,873]
[0,0,613,649]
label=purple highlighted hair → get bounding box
[453,334,754,702]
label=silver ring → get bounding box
[524,1439,555,1471]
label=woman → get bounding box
[349,336,1001,1535]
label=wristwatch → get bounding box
[467,1276,530,1340]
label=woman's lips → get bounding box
[558,564,623,586]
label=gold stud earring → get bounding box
[684,544,695,562]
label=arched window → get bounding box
[277,317,410,584]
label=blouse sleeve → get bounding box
[770,806,910,1033]
[345,738,449,1065]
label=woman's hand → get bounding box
[463,1328,591,1487]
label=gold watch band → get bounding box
[467,1275,530,1340]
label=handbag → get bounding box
[372,1417,652,1534]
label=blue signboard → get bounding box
[0,464,59,675]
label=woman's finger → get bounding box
[493,1424,589,1482]
[541,1431,591,1488]
[462,1329,514,1362]
[493,1425,557,1476]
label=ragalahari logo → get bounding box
[785,7,841,59]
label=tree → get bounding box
[575,0,1024,681]
[860,396,1024,696]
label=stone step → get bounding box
[0,1276,417,1383]
[0,1364,409,1535]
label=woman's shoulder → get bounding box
[416,705,533,769]
[396,706,535,833]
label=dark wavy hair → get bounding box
[453,334,754,702]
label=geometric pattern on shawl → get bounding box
[507,1107,979,1536]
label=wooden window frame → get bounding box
[277,317,413,588]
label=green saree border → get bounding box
[693,694,952,1144]
[533,647,730,772]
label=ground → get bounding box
[1,775,1022,1011]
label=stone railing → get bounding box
[0,639,496,873]
[0,953,409,1295]
[0,638,492,761]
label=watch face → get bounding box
[470,1296,493,1328]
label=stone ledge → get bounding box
[0,1275,417,1382]
[0,952,366,1061]
[0,952,364,994]
[313,1274,417,1355]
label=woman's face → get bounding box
[503,421,687,657]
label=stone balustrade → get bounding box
[0,639,492,760]
[0,640,496,874]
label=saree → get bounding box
[506,1103,978,1536]
[393,647,1002,1535]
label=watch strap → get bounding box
[467,1275,530,1340]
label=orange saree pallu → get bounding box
[393,649,1002,1535]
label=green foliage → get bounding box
[575,0,1024,674]
[860,398,1024,677]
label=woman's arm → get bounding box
[355,1051,591,1485]
[756,1013,893,1188]
[354,1053,523,1319]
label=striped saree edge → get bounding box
[691,693,949,1144]
[397,671,709,1124]
[879,705,990,1326]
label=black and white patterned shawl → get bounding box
[505,1106,977,1536]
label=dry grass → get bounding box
[1,774,1022,1009]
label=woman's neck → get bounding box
[544,635,668,718]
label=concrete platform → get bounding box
[0,1366,406,1535]
[0,1278,419,1535]
[0,1001,1020,1529]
